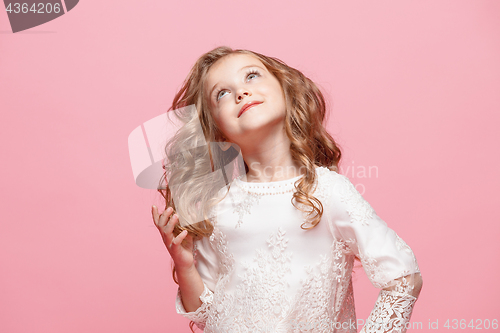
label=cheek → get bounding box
[213,108,232,130]
[213,114,225,131]
[260,84,282,103]
[209,108,224,129]
[267,80,285,104]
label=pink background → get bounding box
[1,0,499,332]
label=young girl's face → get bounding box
[204,53,286,145]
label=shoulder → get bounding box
[312,166,344,203]
[316,166,360,195]
[316,165,339,180]
[315,166,349,192]
[316,166,375,214]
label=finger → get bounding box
[171,230,188,247]
[162,213,180,248]
[152,206,159,226]
[163,212,179,237]
[152,205,168,227]
[158,207,174,228]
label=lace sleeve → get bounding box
[174,234,219,329]
[175,282,214,330]
[327,173,423,333]
[360,273,422,333]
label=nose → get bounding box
[236,89,251,101]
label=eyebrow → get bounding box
[209,64,265,99]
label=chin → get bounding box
[242,115,284,131]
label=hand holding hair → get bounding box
[152,205,195,271]
[152,205,206,314]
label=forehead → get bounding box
[205,53,265,88]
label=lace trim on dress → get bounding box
[360,290,417,333]
[175,282,214,330]
[230,169,310,228]
[391,275,415,295]
[233,173,303,194]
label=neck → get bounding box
[238,130,305,183]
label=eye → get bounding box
[216,89,227,101]
[246,69,260,81]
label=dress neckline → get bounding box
[232,166,324,195]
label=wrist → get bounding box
[175,263,197,276]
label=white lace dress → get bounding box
[175,166,422,332]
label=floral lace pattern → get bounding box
[395,234,411,252]
[391,275,415,295]
[358,252,389,289]
[232,226,294,330]
[395,234,421,273]
[203,225,360,332]
[285,239,356,333]
[336,174,375,226]
[209,225,234,276]
[205,225,286,332]
[228,185,263,228]
[360,290,417,333]
[175,282,214,330]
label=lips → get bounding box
[238,101,262,117]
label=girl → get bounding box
[152,46,422,333]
